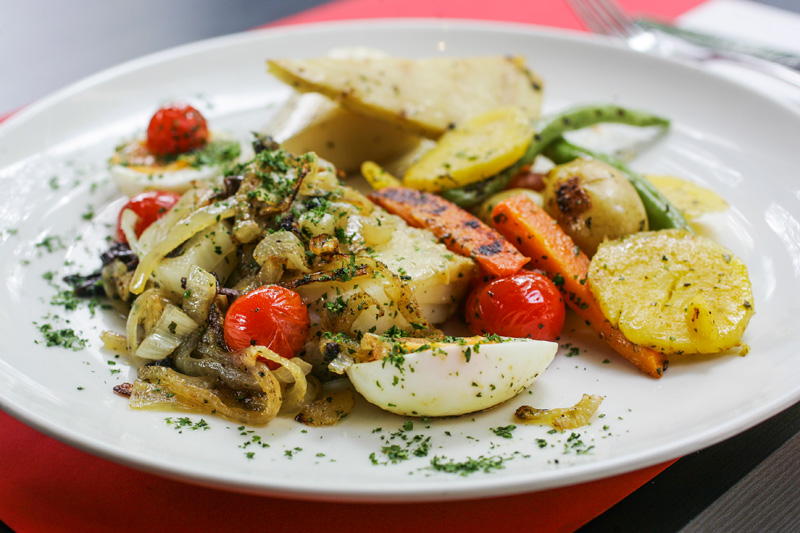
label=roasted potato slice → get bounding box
[588,229,754,355]
[268,93,422,174]
[645,174,729,219]
[267,56,544,138]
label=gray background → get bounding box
[0,0,328,116]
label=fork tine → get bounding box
[594,0,639,38]
[567,0,636,39]
[567,0,612,35]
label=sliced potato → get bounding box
[267,93,422,174]
[588,229,754,355]
[645,174,729,219]
[382,138,437,177]
[267,56,544,138]
[403,107,535,192]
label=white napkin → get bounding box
[677,0,800,106]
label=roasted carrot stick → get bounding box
[491,193,667,378]
[369,186,529,278]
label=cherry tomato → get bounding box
[464,270,565,341]
[115,190,181,243]
[507,168,545,191]
[146,103,209,156]
[224,285,310,364]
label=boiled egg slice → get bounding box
[109,133,250,196]
[345,336,557,417]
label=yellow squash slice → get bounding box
[588,229,754,355]
[646,174,729,219]
[402,107,535,192]
[361,161,401,190]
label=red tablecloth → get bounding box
[1,0,707,531]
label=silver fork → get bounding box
[568,0,800,89]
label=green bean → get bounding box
[542,137,692,232]
[441,105,670,207]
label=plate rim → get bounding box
[1,17,799,502]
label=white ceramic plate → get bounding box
[1,20,799,502]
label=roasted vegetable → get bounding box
[588,229,754,354]
[515,394,603,429]
[491,193,668,377]
[543,158,648,257]
[269,93,422,174]
[403,107,535,192]
[442,104,670,207]
[361,161,402,190]
[267,55,544,138]
[370,186,528,278]
[295,388,355,427]
[475,188,543,226]
[543,138,692,232]
[645,174,729,219]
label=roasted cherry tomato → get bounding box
[146,103,209,156]
[464,270,565,341]
[224,285,310,364]
[507,168,546,191]
[115,190,181,243]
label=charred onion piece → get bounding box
[113,383,133,397]
[515,394,603,429]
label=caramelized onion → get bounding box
[100,330,127,354]
[130,364,282,426]
[252,230,309,273]
[182,266,217,323]
[135,304,199,360]
[242,346,308,415]
[117,208,141,253]
[129,196,237,294]
[515,394,604,429]
[295,387,355,427]
[125,288,175,356]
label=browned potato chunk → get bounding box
[543,159,648,257]
[588,229,754,355]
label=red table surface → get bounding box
[1,0,706,531]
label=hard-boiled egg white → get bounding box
[345,336,557,417]
[110,133,251,196]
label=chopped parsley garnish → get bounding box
[490,425,516,438]
[50,289,80,311]
[165,417,210,432]
[323,295,347,315]
[429,455,510,476]
[35,235,66,253]
[35,322,87,351]
[182,138,241,168]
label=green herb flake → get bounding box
[35,322,87,351]
[490,425,516,439]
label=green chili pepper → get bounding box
[542,137,692,232]
[441,105,670,207]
